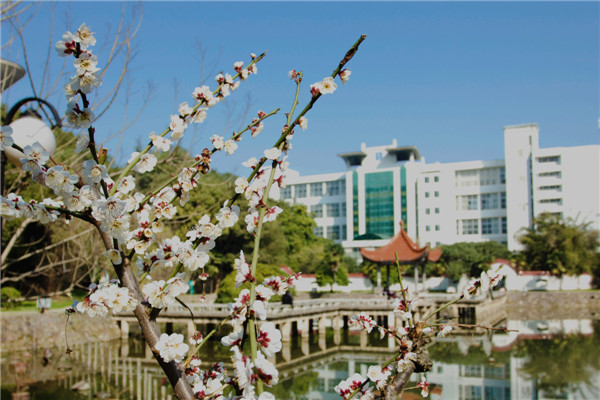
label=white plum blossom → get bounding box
[129,152,157,173]
[116,176,136,195]
[264,147,281,160]
[169,115,187,139]
[216,204,240,228]
[70,70,102,94]
[298,116,308,131]
[221,326,244,347]
[233,251,253,288]
[150,132,172,152]
[234,177,248,194]
[257,322,282,358]
[192,85,214,104]
[350,312,375,333]
[74,23,96,49]
[74,131,90,153]
[104,249,122,265]
[366,365,385,383]
[142,273,189,309]
[255,351,278,386]
[0,126,14,150]
[178,102,193,117]
[155,333,189,363]
[83,159,109,185]
[339,68,351,83]
[177,243,210,272]
[65,102,94,129]
[45,166,79,195]
[20,142,50,172]
[320,76,337,94]
[438,325,453,338]
[223,139,238,155]
[55,31,77,57]
[210,135,224,150]
[242,157,259,169]
[74,52,99,74]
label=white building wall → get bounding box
[504,124,539,250]
[273,126,598,256]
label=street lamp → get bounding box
[1,60,61,195]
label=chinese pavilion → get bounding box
[360,222,442,293]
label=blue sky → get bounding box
[2,1,598,177]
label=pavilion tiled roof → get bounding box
[360,223,442,265]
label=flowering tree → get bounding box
[0,22,507,400]
[1,23,365,399]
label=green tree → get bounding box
[517,213,599,277]
[314,241,351,291]
[426,241,511,281]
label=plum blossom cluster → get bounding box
[74,273,137,317]
[1,22,367,400]
[461,267,502,299]
[56,23,99,130]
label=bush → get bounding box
[1,286,22,308]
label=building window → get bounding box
[537,155,561,164]
[500,167,506,184]
[424,177,429,183]
[480,193,499,210]
[314,226,323,237]
[539,198,563,205]
[426,225,430,232]
[311,204,323,218]
[310,182,323,197]
[434,176,439,183]
[500,192,506,209]
[434,191,439,197]
[480,167,501,186]
[456,169,478,187]
[327,225,340,240]
[326,180,340,196]
[461,194,478,210]
[435,225,440,231]
[341,202,347,217]
[281,187,292,199]
[501,217,507,234]
[435,207,440,214]
[539,171,561,178]
[425,192,430,198]
[425,208,430,215]
[482,217,500,235]
[539,185,562,191]
[341,225,347,240]
[461,219,479,235]
[295,184,307,198]
[326,203,340,217]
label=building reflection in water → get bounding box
[1,319,599,400]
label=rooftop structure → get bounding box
[272,124,599,258]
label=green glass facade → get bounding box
[352,171,359,238]
[365,171,395,238]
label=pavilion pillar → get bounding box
[423,266,427,293]
[376,265,382,294]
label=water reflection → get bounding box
[2,319,599,399]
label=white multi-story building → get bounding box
[272,124,599,254]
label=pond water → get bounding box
[2,318,599,400]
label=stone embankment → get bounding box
[0,309,119,354]
[506,291,600,320]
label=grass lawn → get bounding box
[0,295,79,312]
